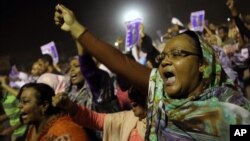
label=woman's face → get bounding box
[69,58,84,85]
[18,87,44,124]
[130,100,147,120]
[158,34,203,98]
[37,59,48,74]
[31,62,42,76]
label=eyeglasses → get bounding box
[156,49,201,62]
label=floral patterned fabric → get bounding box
[146,33,250,141]
[26,114,89,141]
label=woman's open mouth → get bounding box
[20,112,28,121]
[163,72,176,86]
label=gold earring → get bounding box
[199,66,204,72]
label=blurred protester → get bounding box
[202,20,240,88]
[36,73,67,94]
[63,40,120,140]
[67,54,119,112]
[28,61,43,83]
[217,24,235,47]
[163,17,187,40]
[37,54,62,75]
[0,56,27,141]
[53,87,147,141]
[202,20,222,46]
[226,0,250,100]
[131,24,160,68]
[227,0,250,39]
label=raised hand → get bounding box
[52,92,78,115]
[54,4,85,38]
[52,92,69,109]
[0,76,8,87]
[54,4,75,31]
[226,0,238,16]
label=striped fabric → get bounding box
[1,91,26,137]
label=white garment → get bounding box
[37,73,67,94]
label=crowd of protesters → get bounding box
[1,0,250,140]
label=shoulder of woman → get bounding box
[46,115,89,140]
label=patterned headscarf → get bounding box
[195,31,234,88]
[146,31,250,141]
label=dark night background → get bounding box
[1,0,249,70]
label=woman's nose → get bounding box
[160,57,172,67]
[17,102,23,109]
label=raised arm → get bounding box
[226,0,250,38]
[0,76,18,97]
[202,20,214,36]
[75,39,114,102]
[54,4,151,94]
[52,92,105,131]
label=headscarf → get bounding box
[37,73,67,94]
[146,31,250,141]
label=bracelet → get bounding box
[80,28,88,38]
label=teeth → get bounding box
[165,76,176,85]
[71,74,77,79]
[71,77,77,80]
[21,114,28,120]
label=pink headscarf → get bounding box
[37,73,67,94]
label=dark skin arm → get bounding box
[78,32,151,94]
[54,4,151,95]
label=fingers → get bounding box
[202,20,206,26]
[226,0,234,9]
[139,23,144,34]
[54,14,64,26]
[54,3,76,31]
[54,11,62,25]
[56,4,69,14]
[0,76,7,85]
[52,93,63,107]
[52,92,69,108]
[54,4,68,26]
[55,4,65,14]
[55,4,73,18]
